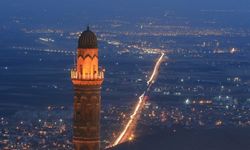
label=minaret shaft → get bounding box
[71,27,104,150]
[73,85,101,150]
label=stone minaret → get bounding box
[71,26,104,150]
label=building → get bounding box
[71,26,104,150]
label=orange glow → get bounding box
[128,134,135,141]
[147,53,165,85]
[71,47,104,85]
[109,53,165,148]
[111,93,145,147]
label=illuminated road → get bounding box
[109,52,165,148]
[147,53,165,86]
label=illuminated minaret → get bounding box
[71,26,104,150]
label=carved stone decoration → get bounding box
[72,27,103,150]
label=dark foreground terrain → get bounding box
[110,127,250,150]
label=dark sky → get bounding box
[1,0,250,16]
[1,0,250,28]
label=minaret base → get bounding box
[73,85,101,150]
[74,140,100,150]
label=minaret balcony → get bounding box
[71,68,104,86]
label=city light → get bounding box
[147,53,165,85]
[109,53,165,147]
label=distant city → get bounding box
[1,3,250,149]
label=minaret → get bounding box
[71,26,104,150]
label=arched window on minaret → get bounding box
[84,56,92,78]
[93,65,96,77]
[93,56,98,78]
[80,65,83,78]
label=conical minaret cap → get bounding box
[78,26,98,49]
